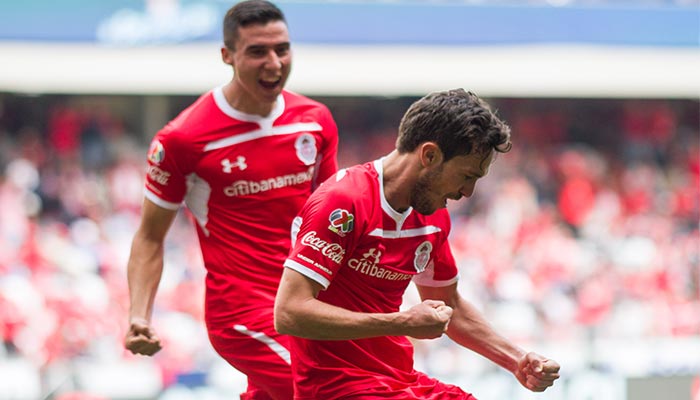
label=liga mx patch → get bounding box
[328,208,354,236]
[295,133,317,166]
[147,140,165,165]
[414,241,432,273]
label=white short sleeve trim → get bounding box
[284,259,331,289]
[412,271,460,287]
[144,188,181,210]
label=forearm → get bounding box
[276,297,408,340]
[416,284,560,391]
[446,298,525,373]
[127,234,165,322]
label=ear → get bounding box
[419,142,443,168]
[221,46,234,66]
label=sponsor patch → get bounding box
[347,248,382,271]
[328,208,354,236]
[300,231,345,264]
[224,166,315,197]
[147,165,171,185]
[348,248,411,281]
[295,133,317,166]
[296,253,333,276]
[147,140,165,165]
[414,241,432,273]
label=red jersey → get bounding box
[284,159,460,399]
[144,87,338,326]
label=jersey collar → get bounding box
[213,85,285,130]
[374,158,413,228]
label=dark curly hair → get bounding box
[396,89,512,161]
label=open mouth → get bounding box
[259,77,281,90]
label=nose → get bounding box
[460,182,476,198]
[265,50,282,70]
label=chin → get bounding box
[258,90,281,102]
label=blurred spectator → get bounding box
[48,103,84,163]
[621,100,677,166]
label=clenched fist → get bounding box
[124,318,162,356]
[404,300,453,339]
[514,352,560,392]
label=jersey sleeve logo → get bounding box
[147,140,165,165]
[295,133,318,166]
[301,231,345,264]
[328,208,354,236]
[414,241,433,273]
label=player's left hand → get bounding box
[514,352,560,392]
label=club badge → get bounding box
[295,133,317,166]
[414,241,433,273]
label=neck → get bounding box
[381,150,416,213]
[223,82,276,117]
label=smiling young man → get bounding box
[274,89,560,399]
[123,1,338,399]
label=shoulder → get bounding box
[154,90,224,145]
[282,89,324,107]
[282,90,333,117]
[170,91,219,128]
[279,91,337,140]
[308,163,377,208]
[158,91,214,135]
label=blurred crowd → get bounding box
[0,94,698,399]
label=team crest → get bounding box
[147,140,165,165]
[328,208,354,236]
[414,241,433,273]
[295,133,317,166]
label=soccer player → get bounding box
[274,89,560,399]
[123,1,338,399]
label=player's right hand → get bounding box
[405,300,453,339]
[124,318,162,356]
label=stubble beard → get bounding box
[410,167,441,215]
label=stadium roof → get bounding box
[1,1,698,97]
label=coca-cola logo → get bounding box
[147,165,170,185]
[301,231,345,265]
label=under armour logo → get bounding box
[363,248,382,263]
[221,156,247,173]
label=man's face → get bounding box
[223,20,291,111]
[410,150,493,215]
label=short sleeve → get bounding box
[143,127,190,209]
[285,174,358,289]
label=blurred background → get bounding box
[0,1,698,399]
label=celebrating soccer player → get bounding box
[275,89,560,399]
[124,1,338,399]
